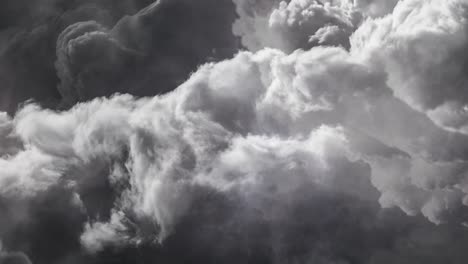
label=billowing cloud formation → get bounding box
[231,0,399,52]
[55,20,141,105]
[352,0,468,134]
[56,0,240,106]
[1,47,387,238]
[2,0,468,263]
[0,34,467,257]
[0,0,140,113]
[0,0,239,113]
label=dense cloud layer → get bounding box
[352,0,468,135]
[55,0,241,107]
[2,0,468,263]
[0,0,239,113]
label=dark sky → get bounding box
[2,1,468,264]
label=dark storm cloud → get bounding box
[0,189,86,264]
[0,250,31,264]
[77,186,468,264]
[0,0,239,113]
[56,0,240,107]
[0,0,140,114]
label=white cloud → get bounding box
[81,210,131,253]
[231,0,400,52]
[351,0,468,134]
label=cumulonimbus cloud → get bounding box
[0,0,239,113]
[2,0,468,263]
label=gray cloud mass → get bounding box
[2,0,468,264]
